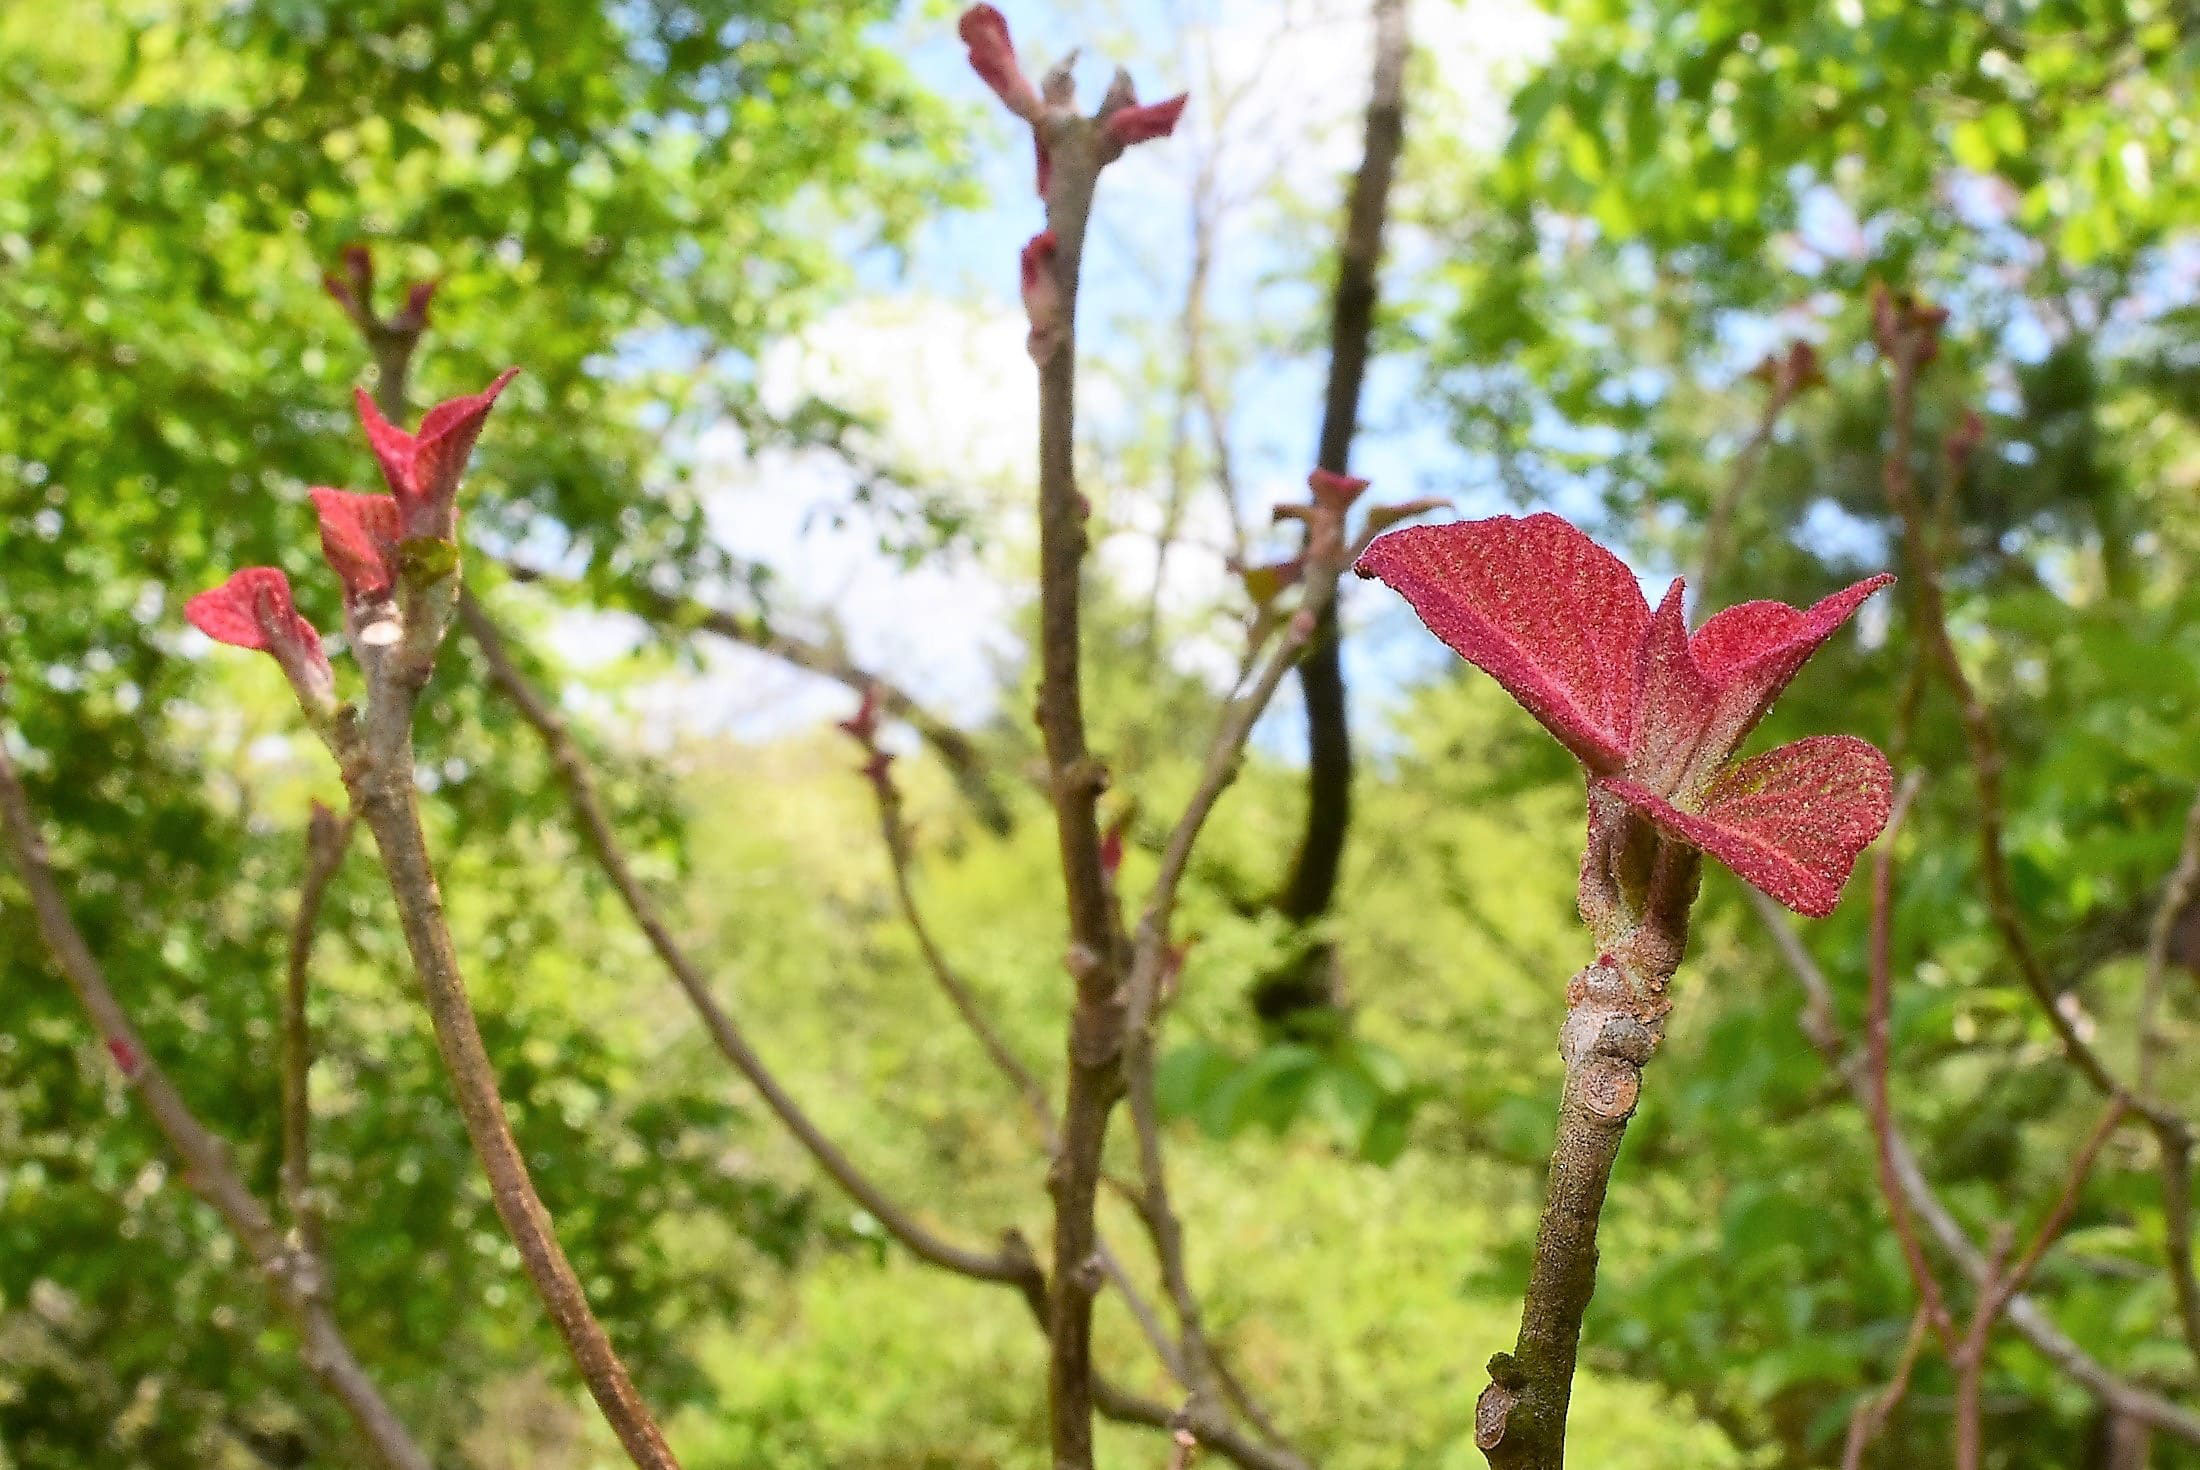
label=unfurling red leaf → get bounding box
[958,5,1045,122]
[1308,468,1370,512]
[310,489,401,598]
[354,367,521,540]
[837,686,884,746]
[1355,514,1651,771]
[1685,574,1894,778]
[184,567,319,657]
[184,567,337,717]
[1020,231,1064,363]
[1104,93,1188,148]
[1599,737,1894,917]
[1358,512,1893,916]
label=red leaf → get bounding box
[184,567,317,658]
[1104,93,1187,148]
[1021,231,1064,362]
[355,388,418,499]
[1626,579,1719,797]
[105,1036,141,1077]
[1599,735,1893,916]
[1308,468,1369,512]
[408,367,520,527]
[394,278,438,332]
[837,686,884,745]
[1355,515,1650,770]
[1688,573,1893,765]
[310,489,400,597]
[958,5,1045,122]
[353,368,520,539]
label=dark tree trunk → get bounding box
[1258,0,1411,1027]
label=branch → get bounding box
[869,770,1053,1131]
[2139,785,2200,1365]
[458,597,1027,1287]
[860,745,1211,1398]
[490,557,1012,835]
[460,595,1306,1470]
[1879,302,2197,1393]
[1275,0,1410,931]
[1690,347,1811,600]
[1875,307,2183,1142]
[1474,955,1666,1470]
[1840,1307,1930,1470]
[1755,889,2200,1445]
[1092,1373,1304,1470]
[1032,102,1133,1470]
[282,801,354,1259]
[1111,531,1369,1464]
[321,254,679,1464]
[1144,159,1223,662]
[332,568,679,1468]
[1952,1100,2128,1470]
[1862,775,1955,1350]
[0,733,433,1470]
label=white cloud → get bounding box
[577,0,1559,743]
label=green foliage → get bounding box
[0,0,956,1459]
[1410,0,2200,1461]
[7,0,2200,1465]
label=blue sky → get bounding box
[587,0,1559,749]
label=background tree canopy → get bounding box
[3,0,2197,1466]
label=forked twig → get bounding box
[0,732,432,1470]
[282,801,354,1257]
[460,595,1306,1470]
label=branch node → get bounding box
[1474,1380,1519,1451]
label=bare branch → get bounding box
[0,731,432,1470]
[869,770,1053,1131]
[1953,1100,2128,1470]
[1840,1307,1930,1470]
[461,595,1306,1470]
[1876,308,2183,1141]
[1755,889,2200,1445]
[282,802,354,1260]
[1691,354,1807,599]
[1144,156,1225,661]
[1863,774,1955,1351]
[460,597,1028,1287]
[2140,785,2200,1365]
[855,737,1206,1397]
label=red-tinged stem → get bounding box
[1034,110,1126,1470]
[1862,776,1956,1351]
[328,552,680,1468]
[1840,1308,1931,1470]
[1879,328,2180,1140]
[341,697,679,1469]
